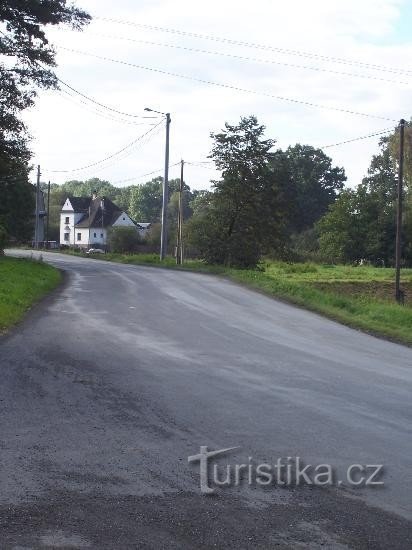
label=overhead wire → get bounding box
[56,87,157,126]
[55,76,159,120]
[78,32,411,87]
[56,46,398,122]
[95,17,412,77]
[111,162,181,185]
[73,121,165,175]
[43,120,164,174]
[321,128,393,148]
[0,26,159,123]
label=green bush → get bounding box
[107,227,142,253]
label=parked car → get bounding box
[86,248,105,255]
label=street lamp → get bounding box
[145,107,171,260]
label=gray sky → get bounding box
[23,0,412,190]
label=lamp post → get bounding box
[145,107,171,260]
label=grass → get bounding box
[58,250,412,346]
[0,256,62,331]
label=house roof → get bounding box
[67,197,92,212]
[74,197,125,228]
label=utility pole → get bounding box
[34,165,41,249]
[101,198,105,251]
[144,107,171,260]
[45,181,50,249]
[395,118,406,304]
[160,113,171,260]
[176,159,184,265]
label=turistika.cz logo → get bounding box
[188,446,384,494]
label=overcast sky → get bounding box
[23,0,412,190]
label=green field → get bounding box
[80,252,412,346]
[0,256,62,331]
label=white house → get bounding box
[60,193,148,249]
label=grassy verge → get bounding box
[0,256,62,331]
[59,250,412,346]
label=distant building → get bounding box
[60,193,149,249]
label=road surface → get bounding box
[1,250,411,549]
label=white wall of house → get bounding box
[112,212,136,227]
[74,228,90,247]
[71,227,107,248]
[89,227,107,247]
[60,211,84,246]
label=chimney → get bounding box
[92,190,97,200]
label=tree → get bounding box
[128,178,163,223]
[283,144,346,232]
[107,227,141,253]
[128,177,188,223]
[188,116,288,267]
[317,131,411,266]
[0,0,90,241]
[61,179,116,200]
[317,190,364,263]
[0,139,34,245]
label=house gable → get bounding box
[61,198,74,212]
[112,212,137,228]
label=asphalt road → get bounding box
[1,250,412,549]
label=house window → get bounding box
[77,233,81,241]
[94,232,97,238]
[101,233,104,238]
[65,216,70,224]
[64,233,69,241]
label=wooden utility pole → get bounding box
[395,119,406,304]
[160,113,171,260]
[176,159,185,265]
[34,165,41,249]
[45,181,50,249]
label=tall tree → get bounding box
[188,116,288,267]
[283,144,346,232]
[0,1,90,244]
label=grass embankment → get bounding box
[0,256,61,331]
[69,250,412,346]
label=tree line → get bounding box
[1,3,410,266]
[46,115,411,269]
[0,0,90,251]
[44,115,347,262]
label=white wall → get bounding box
[60,211,84,246]
[89,227,107,247]
[112,212,136,228]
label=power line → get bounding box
[0,27,159,122]
[95,17,412,77]
[57,46,397,122]
[187,127,394,167]
[56,87,157,126]
[76,122,165,175]
[111,162,181,185]
[44,121,163,174]
[82,32,411,87]
[321,128,393,148]
[186,161,217,171]
[56,76,160,120]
